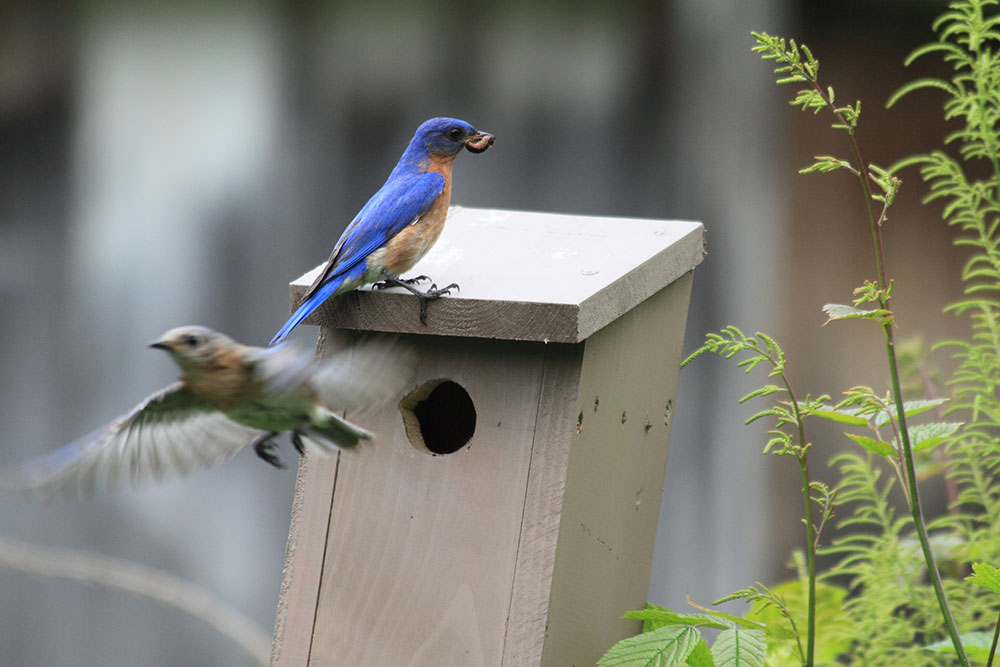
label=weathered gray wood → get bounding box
[304,334,549,665]
[288,207,704,343]
[500,342,584,665]
[539,270,693,665]
[270,453,338,667]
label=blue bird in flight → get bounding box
[271,117,494,345]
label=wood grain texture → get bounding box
[540,271,694,666]
[287,207,704,342]
[500,342,584,666]
[303,333,551,666]
[270,449,338,667]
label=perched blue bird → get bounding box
[270,117,494,345]
[1,326,414,499]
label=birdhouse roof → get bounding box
[289,207,704,343]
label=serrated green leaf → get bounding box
[909,422,962,452]
[966,562,1000,595]
[598,625,701,667]
[626,603,672,633]
[873,399,948,427]
[822,303,890,322]
[710,627,766,667]
[808,409,869,426]
[685,640,715,667]
[622,607,728,632]
[844,432,896,458]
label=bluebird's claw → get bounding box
[416,284,458,324]
[250,431,285,469]
[372,274,431,290]
[373,275,459,324]
[426,282,459,297]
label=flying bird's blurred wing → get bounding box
[1,382,263,499]
[311,337,417,416]
[244,342,316,396]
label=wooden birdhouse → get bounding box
[270,207,705,667]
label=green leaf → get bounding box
[622,606,728,632]
[745,409,779,425]
[685,640,715,667]
[908,422,962,453]
[872,398,947,427]
[682,599,764,634]
[966,562,1000,595]
[822,303,891,323]
[844,432,896,458]
[740,385,785,402]
[598,625,701,666]
[923,631,993,660]
[808,409,869,426]
[626,603,672,633]
[886,77,957,108]
[710,627,766,667]
[799,155,854,174]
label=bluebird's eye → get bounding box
[183,335,200,348]
[447,127,464,141]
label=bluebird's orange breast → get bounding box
[375,153,455,277]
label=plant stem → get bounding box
[782,377,815,667]
[796,453,816,667]
[988,609,1000,667]
[844,126,970,666]
[884,329,967,665]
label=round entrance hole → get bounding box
[399,379,476,455]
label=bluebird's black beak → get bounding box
[464,130,494,154]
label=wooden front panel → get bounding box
[274,333,551,667]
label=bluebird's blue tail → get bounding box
[270,277,346,346]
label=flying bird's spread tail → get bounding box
[270,117,493,344]
[303,410,374,451]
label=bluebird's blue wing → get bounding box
[321,172,446,285]
[270,171,445,345]
[0,382,264,499]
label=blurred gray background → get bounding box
[0,1,965,665]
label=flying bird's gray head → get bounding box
[149,325,234,371]
[416,117,495,157]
